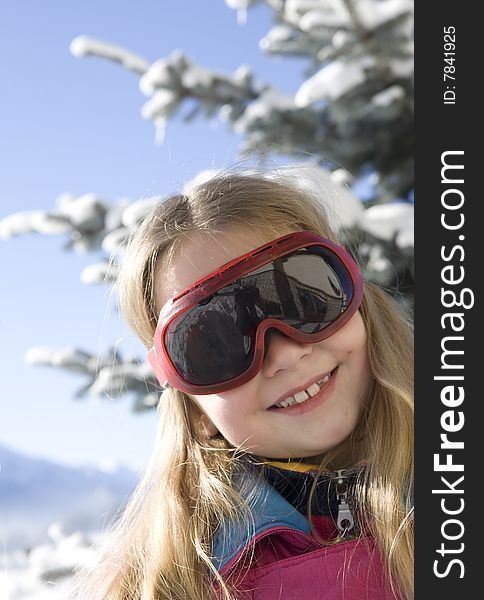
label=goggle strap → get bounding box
[147,347,170,390]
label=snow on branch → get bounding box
[294,0,413,33]
[25,346,94,373]
[70,35,150,75]
[0,193,159,260]
[357,0,413,31]
[361,202,413,248]
[25,345,161,409]
[371,84,404,107]
[69,35,263,143]
[67,16,413,201]
[0,211,71,238]
[295,56,374,105]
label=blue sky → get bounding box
[0,1,308,472]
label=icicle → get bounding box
[154,117,167,146]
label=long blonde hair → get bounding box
[70,168,414,599]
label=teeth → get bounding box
[307,382,320,397]
[273,370,334,409]
[294,390,309,403]
[318,373,331,386]
[275,397,295,408]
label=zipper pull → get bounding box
[337,500,354,533]
[335,470,355,535]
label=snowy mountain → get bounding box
[0,443,138,551]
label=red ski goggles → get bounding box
[148,231,364,395]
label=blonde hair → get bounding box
[70,169,414,599]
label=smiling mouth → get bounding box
[269,368,337,409]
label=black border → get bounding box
[415,3,480,595]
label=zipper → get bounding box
[303,467,358,536]
[220,467,361,576]
[333,469,356,538]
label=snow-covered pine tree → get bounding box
[1,0,413,411]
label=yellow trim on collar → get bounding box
[266,460,327,473]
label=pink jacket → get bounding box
[212,467,397,599]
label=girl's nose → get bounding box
[261,329,313,378]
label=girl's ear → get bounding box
[199,413,219,438]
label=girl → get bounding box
[72,168,414,599]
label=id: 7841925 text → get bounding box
[443,26,456,105]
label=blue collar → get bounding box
[211,470,312,572]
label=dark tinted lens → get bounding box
[165,292,260,385]
[248,247,353,334]
[165,247,353,385]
